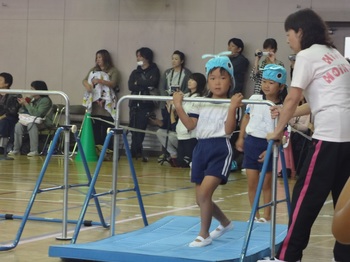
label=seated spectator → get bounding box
[8,81,54,156]
[148,103,178,167]
[0,73,20,154]
[175,73,206,167]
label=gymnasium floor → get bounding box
[0,155,336,262]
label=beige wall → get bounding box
[0,0,349,122]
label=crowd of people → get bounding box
[0,77,54,157]
[1,7,349,259]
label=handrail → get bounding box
[0,89,71,250]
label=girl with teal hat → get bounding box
[173,52,243,247]
[236,64,287,223]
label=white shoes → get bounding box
[209,222,234,239]
[257,258,300,262]
[257,258,285,262]
[189,221,233,247]
[256,217,270,223]
[189,236,212,247]
[27,151,39,157]
[8,150,19,156]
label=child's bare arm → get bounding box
[235,113,249,152]
[172,91,197,130]
[225,93,243,135]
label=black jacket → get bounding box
[0,94,21,118]
[128,62,160,109]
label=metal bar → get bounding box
[0,90,71,250]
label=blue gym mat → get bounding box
[49,216,287,262]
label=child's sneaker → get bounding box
[209,222,233,239]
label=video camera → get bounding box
[288,54,296,61]
[255,51,270,57]
[145,111,156,120]
[168,85,180,95]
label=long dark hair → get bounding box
[284,8,335,50]
[94,49,114,71]
[31,80,49,97]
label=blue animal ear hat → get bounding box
[262,64,287,85]
[202,51,234,78]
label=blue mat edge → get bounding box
[49,215,287,262]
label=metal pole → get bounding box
[113,95,277,240]
[0,90,71,240]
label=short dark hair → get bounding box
[0,72,13,88]
[263,38,278,51]
[173,50,185,67]
[31,80,49,97]
[136,47,154,63]
[228,38,245,53]
[284,8,334,50]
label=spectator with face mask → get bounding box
[128,47,160,162]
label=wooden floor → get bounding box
[0,154,336,262]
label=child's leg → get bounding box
[262,171,272,220]
[195,176,222,239]
[246,169,260,219]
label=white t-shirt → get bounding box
[292,44,350,142]
[176,93,199,140]
[188,101,231,139]
[245,94,275,139]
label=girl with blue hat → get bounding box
[236,64,287,223]
[173,52,243,247]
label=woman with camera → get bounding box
[159,50,192,95]
[250,38,285,94]
[155,50,191,164]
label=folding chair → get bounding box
[39,104,65,155]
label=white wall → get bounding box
[0,0,349,122]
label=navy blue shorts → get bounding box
[191,137,232,185]
[242,135,272,171]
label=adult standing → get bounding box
[128,47,160,162]
[227,38,249,170]
[260,9,350,262]
[250,38,284,94]
[227,38,249,95]
[159,50,192,95]
[82,49,118,149]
